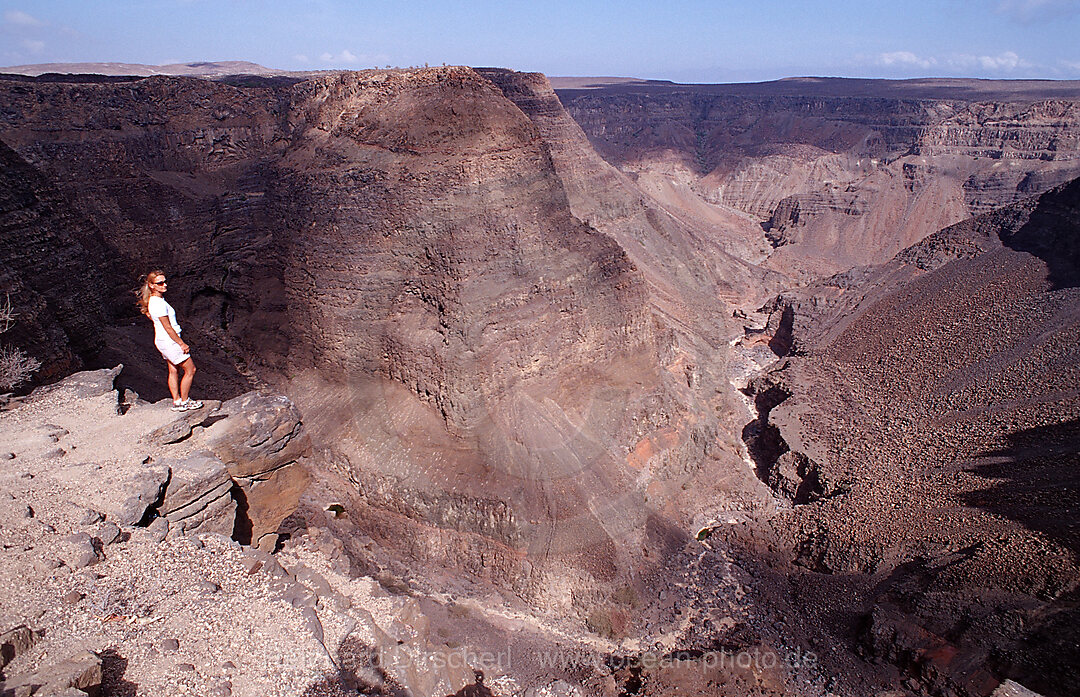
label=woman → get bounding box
[137,270,203,412]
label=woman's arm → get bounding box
[161,323,189,354]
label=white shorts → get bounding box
[156,340,190,365]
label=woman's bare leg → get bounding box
[178,358,196,402]
[167,361,181,403]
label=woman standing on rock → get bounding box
[138,270,203,412]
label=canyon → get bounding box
[0,64,1078,697]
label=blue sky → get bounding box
[2,0,1079,82]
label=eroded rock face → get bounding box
[556,79,1080,281]
[0,141,116,382]
[159,450,235,536]
[0,68,766,601]
[273,70,656,430]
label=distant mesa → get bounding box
[0,59,291,78]
[547,75,675,89]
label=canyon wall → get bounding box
[0,69,766,613]
[6,68,1080,695]
[556,78,1080,280]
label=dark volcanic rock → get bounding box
[0,68,698,598]
[0,141,116,382]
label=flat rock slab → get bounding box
[161,451,236,536]
[48,460,170,527]
[142,400,223,446]
[1,648,102,696]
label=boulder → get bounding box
[239,462,311,551]
[201,392,312,547]
[1,649,101,696]
[29,366,121,402]
[160,451,236,536]
[109,465,172,527]
[58,533,99,570]
[204,392,310,478]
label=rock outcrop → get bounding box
[0,368,488,696]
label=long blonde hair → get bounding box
[137,270,165,318]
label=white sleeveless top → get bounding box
[148,295,182,346]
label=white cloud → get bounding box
[315,49,388,66]
[877,51,937,69]
[293,54,310,64]
[21,38,44,54]
[4,9,43,27]
[873,49,1036,75]
[980,51,1022,70]
[946,51,1033,71]
[320,49,360,64]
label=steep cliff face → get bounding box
[0,141,116,382]
[0,74,294,397]
[273,70,654,429]
[557,79,1080,280]
[477,69,781,307]
[269,69,696,602]
[0,69,741,608]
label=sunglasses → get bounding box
[153,279,167,286]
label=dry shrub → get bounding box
[0,344,40,392]
[0,294,40,392]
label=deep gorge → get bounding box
[1,67,1078,697]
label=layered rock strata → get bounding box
[0,68,772,615]
[0,141,117,381]
[556,78,1080,280]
